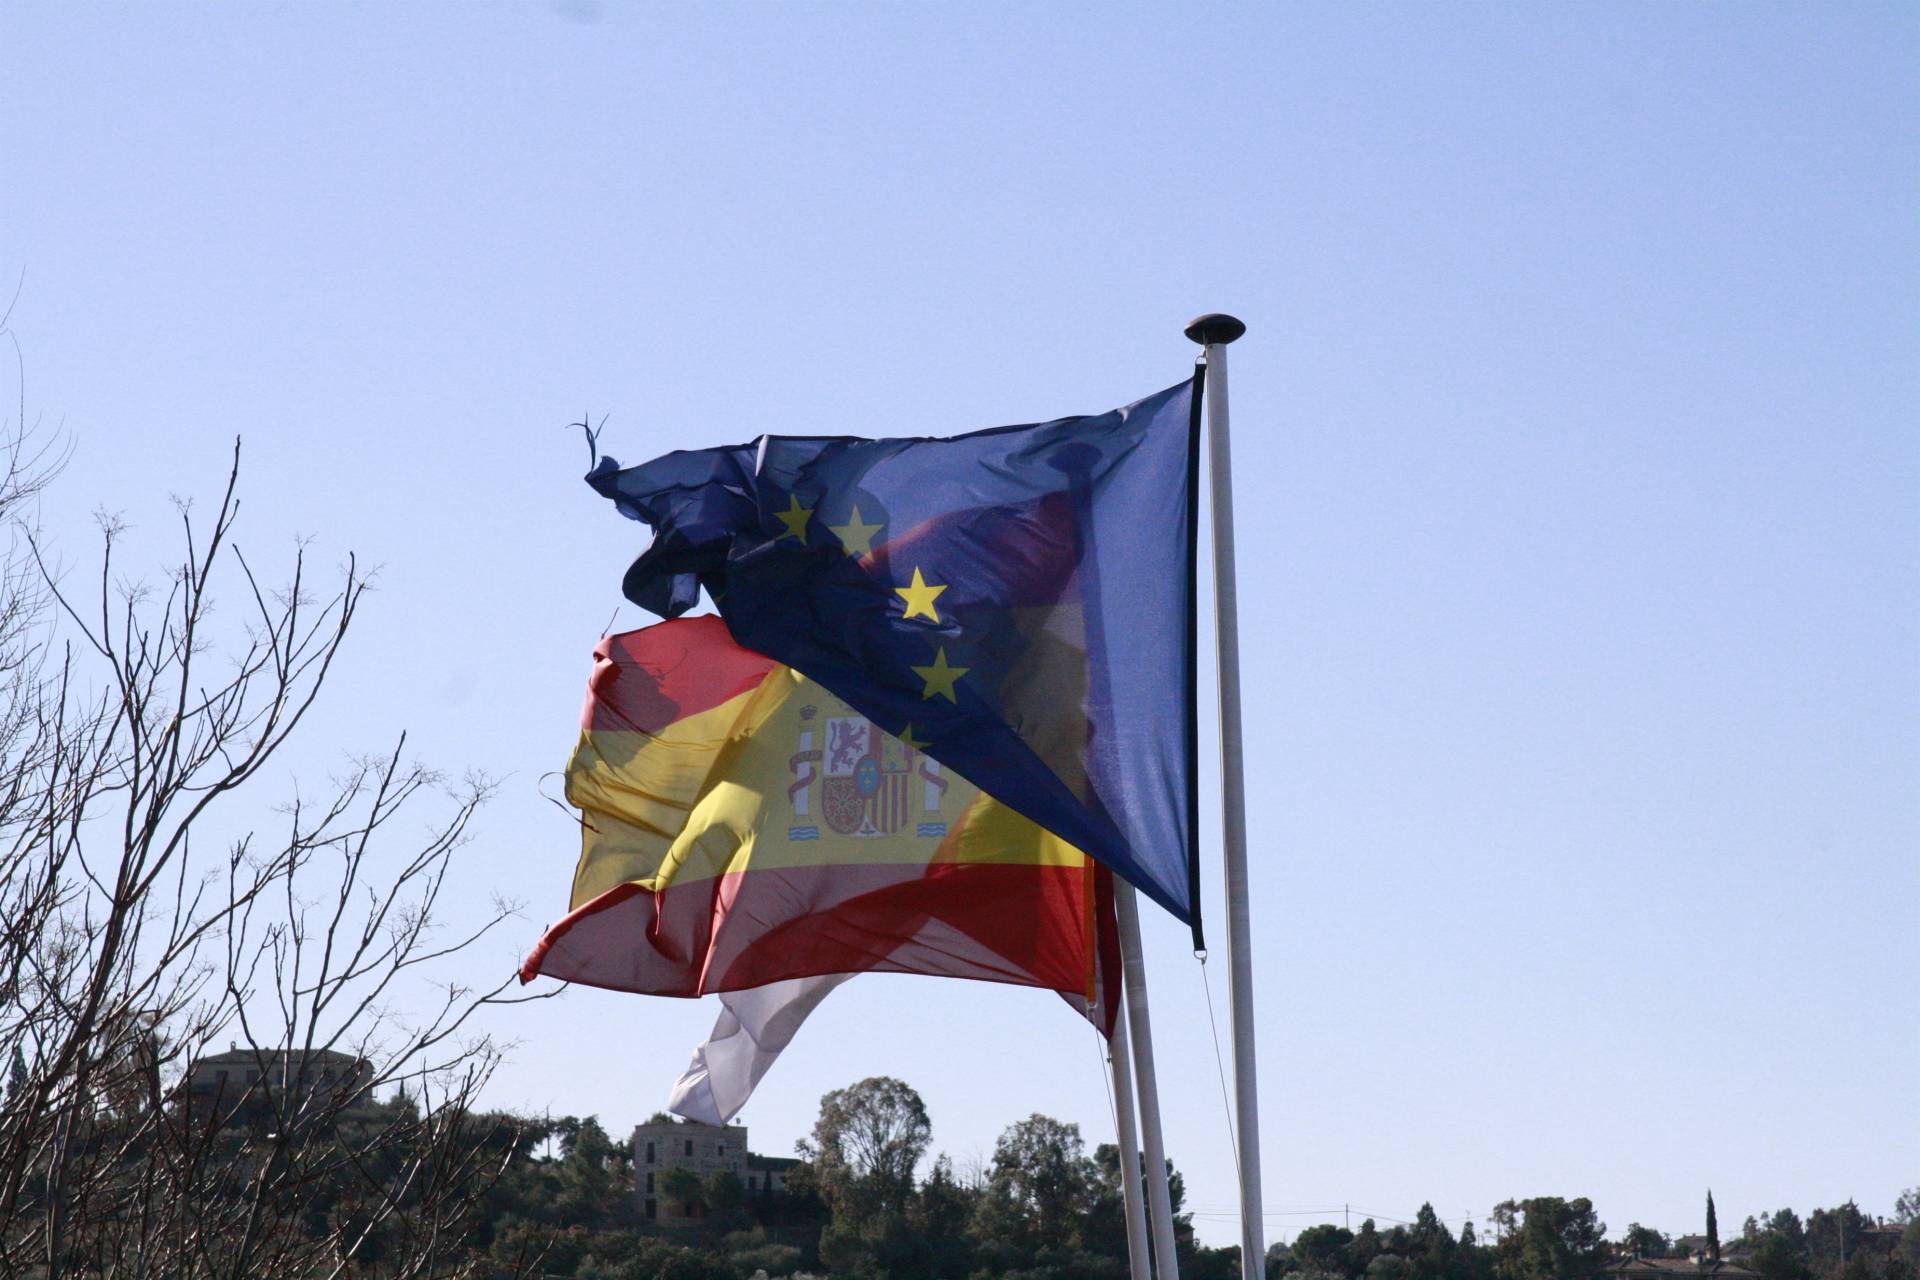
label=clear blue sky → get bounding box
[4,1,1914,1248]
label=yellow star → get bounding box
[827,504,883,556]
[897,723,930,752]
[895,566,948,622]
[773,494,813,542]
[911,647,968,703]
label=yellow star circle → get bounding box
[911,647,968,703]
[828,505,884,556]
[895,566,949,622]
[774,494,813,542]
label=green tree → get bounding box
[700,1170,749,1233]
[1500,1197,1607,1280]
[1895,1218,1920,1280]
[659,1166,703,1218]
[1187,1245,1244,1280]
[1088,1144,1133,1263]
[620,1238,731,1280]
[911,1154,978,1278]
[1409,1202,1460,1280]
[722,1226,804,1279]
[1751,1211,1811,1280]
[798,1075,931,1227]
[1350,1219,1384,1277]
[798,1076,934,1278]
[552,1116,626,1229]
[1463,1220,1495,1280]
[1709,1192,1721,1262]
[1770,1212,1809,1251]
[1295,1224,1358,1277]
[1807,1202,1871,1280]
[1492,1203,1520,1243]
[1622,1225,1672,1261]
[982,1114,1096,1248]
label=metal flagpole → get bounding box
[1185,312,1265,1280]
[1107,985,1152,1280]
[1116,881,1181,1280]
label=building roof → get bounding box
[193,1047,367,1068]
[746,1154,800,1172]
[632,1117,743,1134]
[1609,1260,1757,1278]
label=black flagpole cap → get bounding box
[1184,313,1246,346]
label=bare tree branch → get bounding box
[0,427,538,1279]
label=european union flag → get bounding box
[585,376,1203,936]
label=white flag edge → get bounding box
[667,973,854,1126]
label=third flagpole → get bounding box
[1116,881,1182,1280]
[1186,312,1265,1279]
[1107,975,1152,1280]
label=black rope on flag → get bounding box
[1185,360,1207,955]
[536,770,598,835]
[572,412,609,468]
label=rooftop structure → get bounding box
[629,1116,795,1223]
[181,1046,375,1129]
[1607,1260,1759,1280]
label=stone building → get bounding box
[746,1152,799,1196]
[181,1046,374,1128]
[629,1116,795,1222]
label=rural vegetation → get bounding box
[464,1109,1919,1280]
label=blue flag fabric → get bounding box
[585,376,1202,933]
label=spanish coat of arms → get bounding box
[787,704,947,840]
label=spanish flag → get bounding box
[521,615,1121,1035]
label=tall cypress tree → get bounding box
[1707,1191,1721,1262]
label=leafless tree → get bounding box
[0,413,541,1277]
